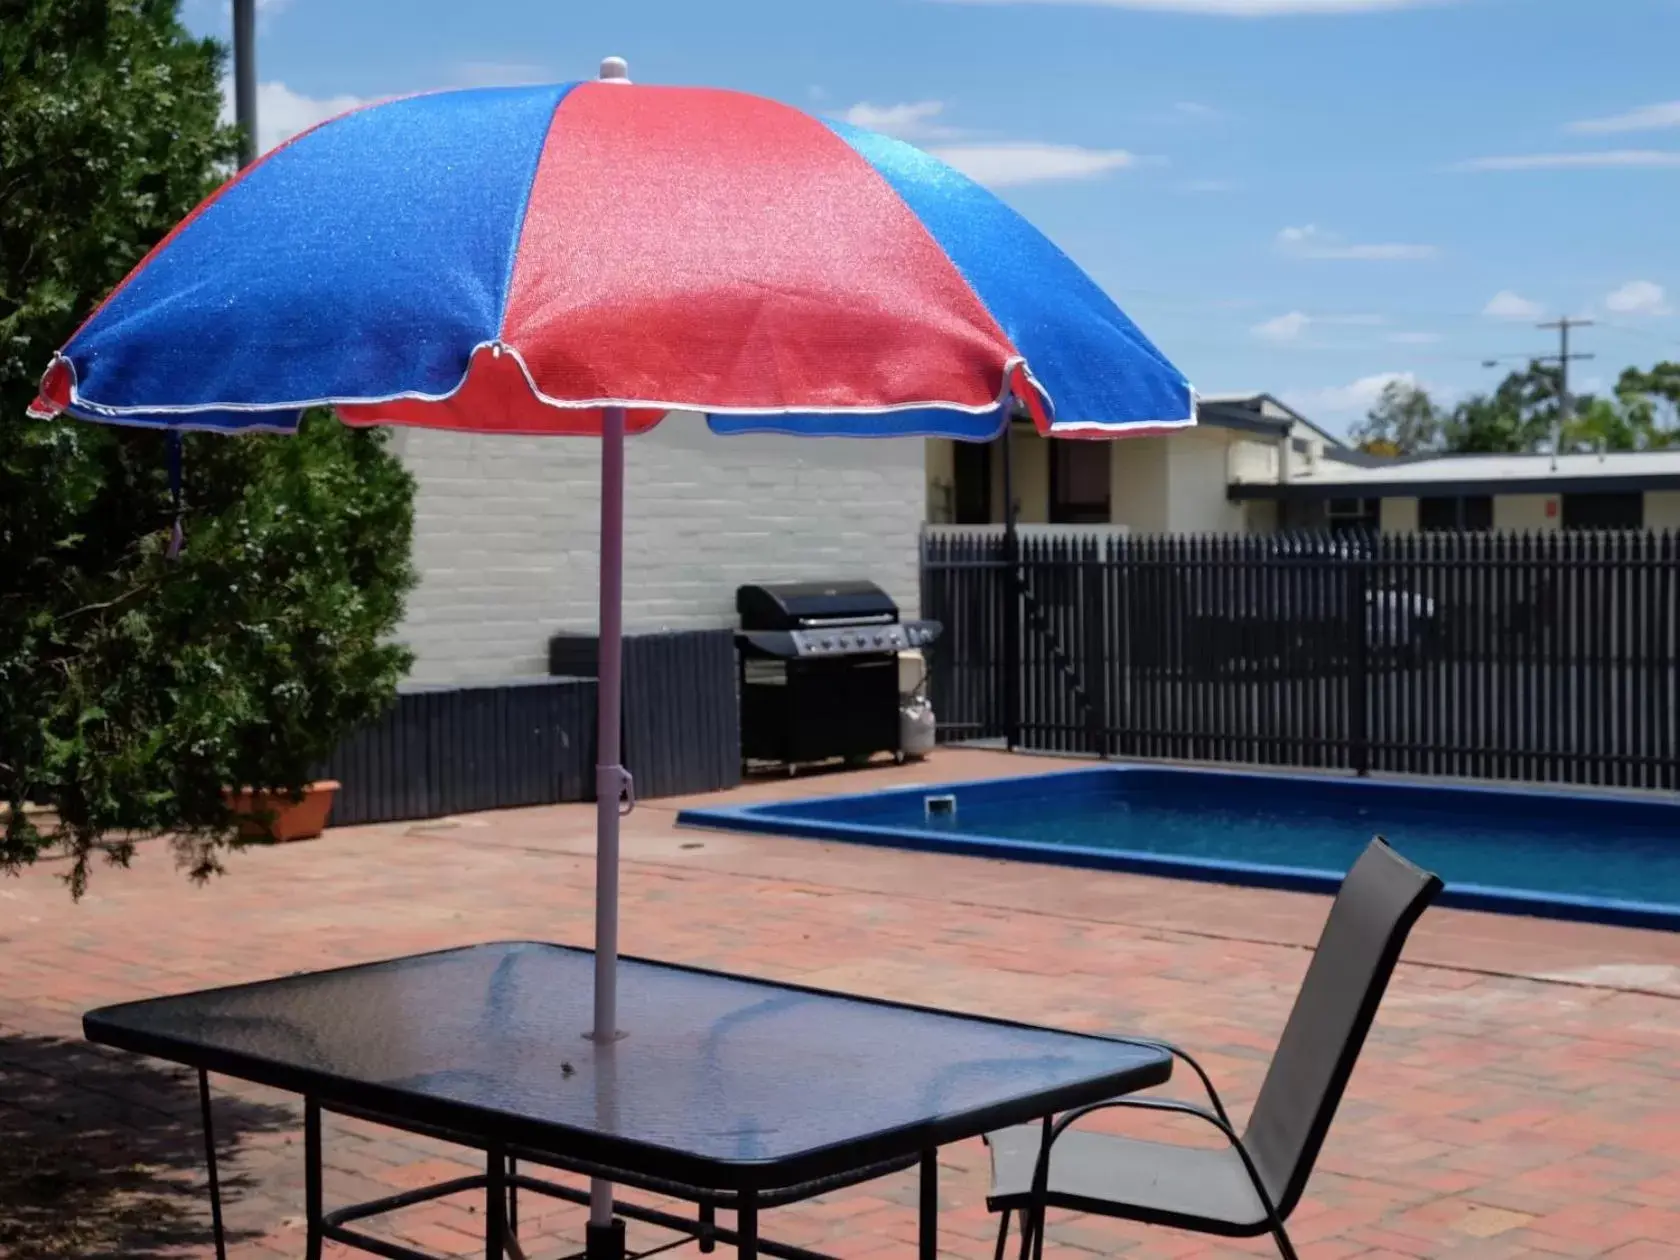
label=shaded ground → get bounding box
[0,1034,294,1258]
[2,748,1677,1258]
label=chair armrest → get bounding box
[1019,1098,1286,1260]
[1121,1038,1233,1128]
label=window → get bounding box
[1562,492,1643,531]
[1326,497,1379,536]
[1279,498,1328,531]
[952,440,993,525]
[1049,442,1110,524]
[1418,495,1493,532]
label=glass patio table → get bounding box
[84,941,1171,1260]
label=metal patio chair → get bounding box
[986,837,1442,1260]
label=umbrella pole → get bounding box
[588,405,629,1258]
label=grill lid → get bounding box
[737,580,898,630]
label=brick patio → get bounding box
[3,749,1678,1259]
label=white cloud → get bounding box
[1387,330,1442,345]
[935,0,1452,13]
[841,99,1139,187]
[222,78,374,154]
[841,100,961,140]
[926,142,1138,187]
[1251,310,1383,343]
[1276,224,1437,261]
[1283,371,1424,431]
[1454,149,1680,171]
[1567,102,1680,135]
[1482,290,1545,321]
[1604,280,1671,317]
[1253,311,1312,343]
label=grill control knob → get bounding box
[838,635,852,649]
[821,637,835,650]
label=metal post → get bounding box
[197,1070,227,1260]
[1001,406,1021,750]
[588,65,635,1260]
[919,1150,939,1260]
[304,1099,323,1260]
[1349,547,1371,777]
[485,1147,507,1260]
[232,0,258,168]
[588,405,628,1256]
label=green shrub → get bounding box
[2,2,418,894]
[3,417,417,895]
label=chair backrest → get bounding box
[1241,837,1442,1217]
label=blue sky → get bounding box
[185,0,1680,434]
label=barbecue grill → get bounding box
[735,581,941,773]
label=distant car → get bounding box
[1185,533,1440,672]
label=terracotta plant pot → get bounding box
[225,780,341,843]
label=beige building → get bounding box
[926,392,1680,537]
[925,394,1336,535]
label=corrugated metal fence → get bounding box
[323,628,742,826]
[549,628,742,800]
[323,677,597,826]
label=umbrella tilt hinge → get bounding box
[598,764,635,816]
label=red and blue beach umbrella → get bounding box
[31,68,1193,439]
[30,58,1193,1245]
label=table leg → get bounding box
[737,1189,759,1260]
[304,1099,323,1260]
[485,1146,507,1259]
[698,1202,718,1253]
[1019,1116,1050,1260]
[919,1149,938,1260]
[196,1070,227,1260]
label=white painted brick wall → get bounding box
[393,415,926,684]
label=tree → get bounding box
[1352,380,1445,455]
[1608,361,1680,449]
[2,3,417,895]
[1442,361,1561,454]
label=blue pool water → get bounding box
[677,766,1680,931]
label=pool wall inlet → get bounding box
[674,765,1680,933]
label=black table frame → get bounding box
[94,945,1171,1260]
[195,1071,926,1260]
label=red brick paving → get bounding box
[2,749,1677,1258]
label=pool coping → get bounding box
[675,764,1680,934]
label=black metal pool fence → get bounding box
[921,529,1680,791]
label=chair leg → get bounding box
[1016,1201,1041,1260]
[1268,1219,1300,1260]
[991,1209,1011,1260]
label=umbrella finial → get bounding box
[599,56,631,84]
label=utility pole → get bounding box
[233,0,257,168]
[1483,317,1595,468]
[1537,317,1594,468]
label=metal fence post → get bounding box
[1082,537,1109,757]
[1001,423,1021,751]
[1349,541,1372,776]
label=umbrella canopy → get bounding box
[29,60,1194,1250]
[30,76,1193,439]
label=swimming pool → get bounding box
[676,766,1680,932]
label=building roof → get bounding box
[1196,392,1347,448]
[1230,447,1680,501]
